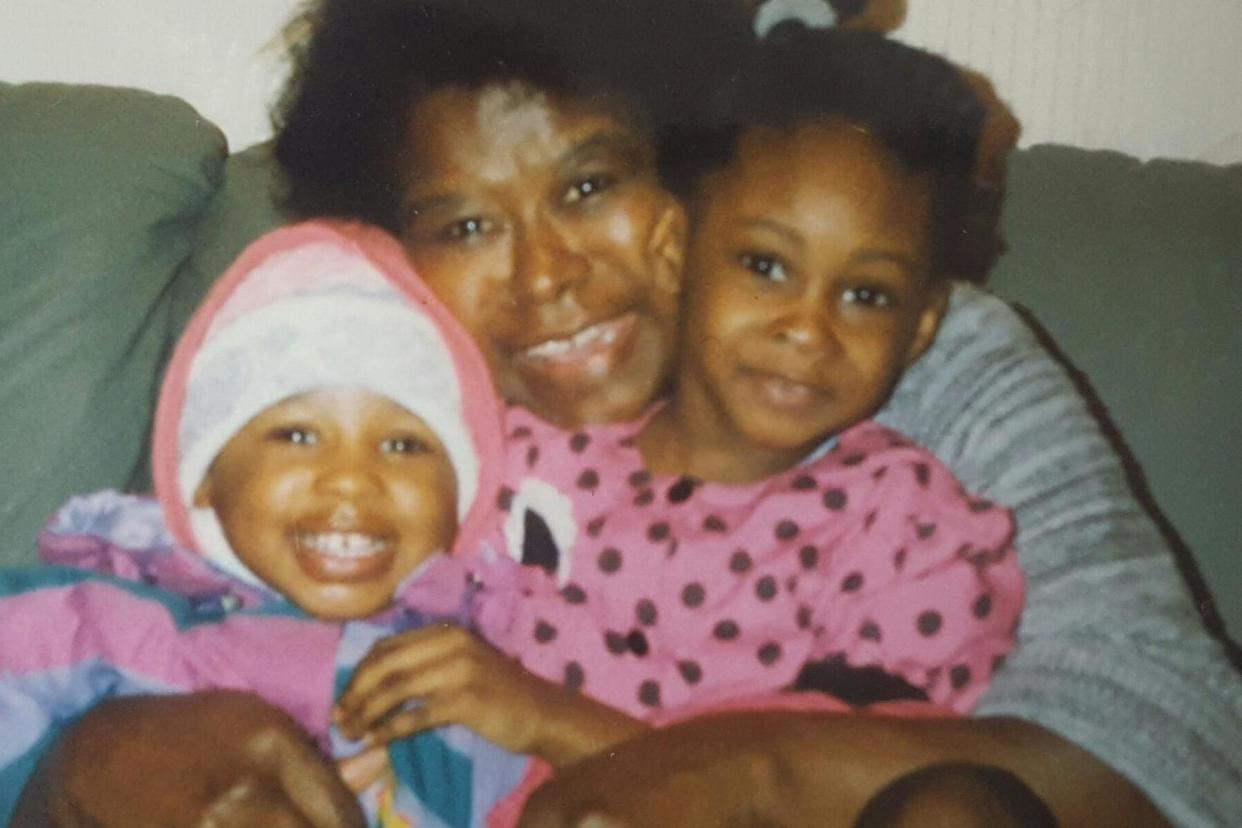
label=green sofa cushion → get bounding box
[0,82,226,565]
[991,145,1242,636]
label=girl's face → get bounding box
[679,121,946,458]
[195,388,457,620]
[399,82,686,429]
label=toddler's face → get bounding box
[681,121,946,453]
[195,388,458,620]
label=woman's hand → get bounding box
[334,624,645,766]
[12,690,365,828]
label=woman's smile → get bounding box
[516,312,638,380]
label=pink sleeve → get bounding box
[812,442,1024,714]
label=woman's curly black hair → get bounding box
[661,26,993,282]
[272,0,751,232]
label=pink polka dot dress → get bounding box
[480,407,1024,721]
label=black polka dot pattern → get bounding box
[647,522,670,542]
[859,621,883,641]
[703,515,727,533]
[598,548,622,574]
[564,661,584,690]
[973,593,993,619]
[577,469,600,491]
[667,476,697,503]
[636,599,658,626]
[950,664,972,690]
[510,425,532,440]
[626,630,650,656]
[758,642,782,666]
[755,576,778,602]
[561,584,587,604]
[916,522,937,539]
[791,475,817,491]
[729,550,753,574]
[634,489,655,507]
[586,516,606,537]
[678,660,703,685]
[681,582,706,608]
[893,548,908,570]
[569,433,591,453]
[842,453,867,466]
[799,545,819,570]
[605,631,628,655]
[713,620,740,640]
[775,520,800,540]
[638,680,661,707]
[840,572,864,593]
[628,470,651,488]
[525,445,540,468]
[796,605,813,629]
[913,463,930,487]
[534,620,557,643]
[496,487,514,511]
[823,489,848,510]
[917,610,943,637]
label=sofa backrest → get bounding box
[0,82,226,560]
[989,145,1242,636]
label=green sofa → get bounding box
[2,81,1239,640]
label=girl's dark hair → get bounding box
[661,27,991,281]
[273,0,750,232]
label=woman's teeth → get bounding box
[524,319,621,361]
[299,532,388,559]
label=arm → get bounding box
[13,691,364,828]
[520,710,1165,828]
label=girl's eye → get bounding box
[382,435,430,456]
[739,252,788,283]
[563,174,615,204]
[271,427,318,446]
[440,216,490,242]
[842,285,894,308]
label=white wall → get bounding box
[896,0,1242,164]
[0,0,303,152]
[2,1,1241,162]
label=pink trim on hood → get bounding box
[152,220,503,565]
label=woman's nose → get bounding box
[512,218,590,303]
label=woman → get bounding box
[20,1,1240,825]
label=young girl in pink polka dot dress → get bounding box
[482,32,1024,724]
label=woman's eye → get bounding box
[739,252,788,283]
[563,174,615,204]
[382,435,430,456]
[440,216,489,242]
[271,427,318,446]
[842,286,894,308]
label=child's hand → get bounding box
[338,745,390,793]
[334,623,645,765]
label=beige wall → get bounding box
[3,0,1241,162]
[897,0,1242,163]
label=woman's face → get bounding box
[398,82,686,429]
